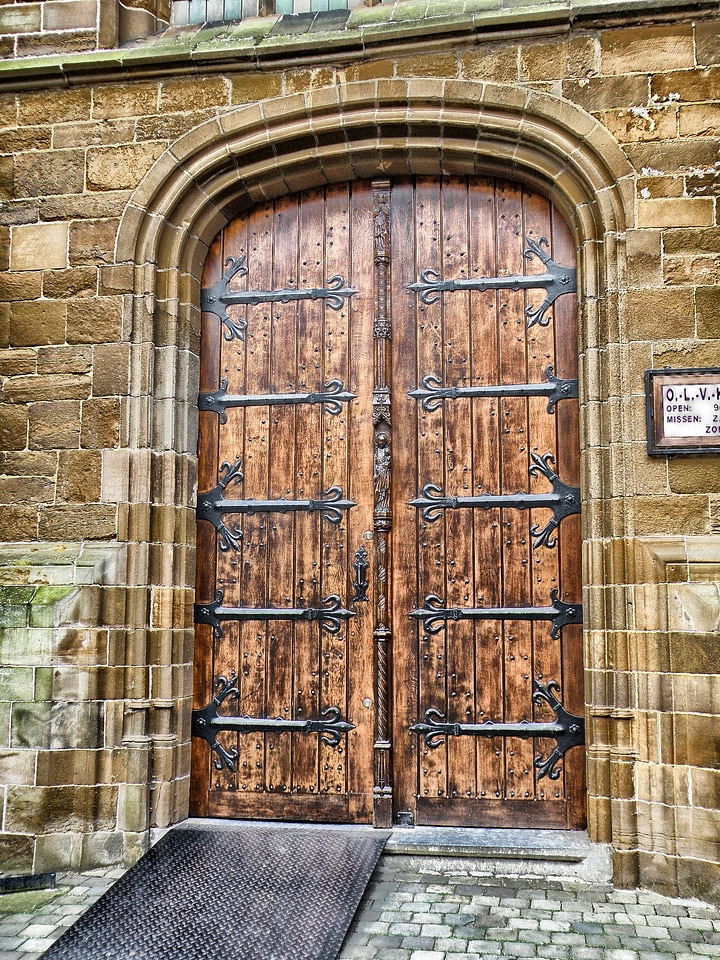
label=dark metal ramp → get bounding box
[42,822,387,960]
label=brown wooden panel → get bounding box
[192,175,584,831]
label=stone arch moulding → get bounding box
[114,77,635,838]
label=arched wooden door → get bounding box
[190,177,585,830]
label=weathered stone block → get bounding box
[11,222,68,272]
[679,103,720,138]
[10,701,50,749]
[42,268,97,299]
[230,72,283,104]
[36,345,92,375]
[624,138,720,177]
[86,141,166,192]
[694,20,720,67]
[696,286,720,339]
[92,82,160,120]
[69,219,119,266]
[10,300,66,347]
[5,784,118,834]
[16,30,97,57]
[0,403,28,450]
[0,506,37,541]
[56,450,101,503]
[158,76,230,112]
[3,272,44,301]
[0,833,34,873]
[28,399,81,449]
[4,373,92,403]
[601,24,694,73]
[50,700,105,750]
[66,298,122,343]
[0,450,56,479]
[91,343,131,396]
[43,0,98,30]
[637,197,714,229]
[0,475,54,505]
[38,504,117,540]
[14,150,84,199]
[53,118,137,151]
[80,830,125,869]
[626,288,694,338]
[0,666,34,700]
[17,89,92,127]
[0,748,36,785]
[80,398,120,449]
[0,5,42,33]
[0,625,53,663]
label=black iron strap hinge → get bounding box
[408,236,576,328]
[196,458,356,552]
[410,679,585,780]
[409,588,582,639]
[409,366,578,414]
[195,590,356,638]
[198,378,356,423]
[192,675,355,771]
[410,452,580,550]
[202,256,357,341]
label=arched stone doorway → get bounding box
[114,78,634,849]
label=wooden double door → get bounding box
[190,176,585,830]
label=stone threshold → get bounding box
[385,826,592,861]
[172,818,612,882]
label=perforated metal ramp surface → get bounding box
[42,822,388,960]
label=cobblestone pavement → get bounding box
[0,857,719,960]
[338,858,720,960]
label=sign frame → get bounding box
[645,367,720,455]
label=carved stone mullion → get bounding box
[371,182,393,825]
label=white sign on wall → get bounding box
[646,368,720,455]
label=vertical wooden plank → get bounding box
[264,193,299,799]
[213,215,251,798]
[441,178,477,804]
[292,188,326,797]
[496,179,535,804]
[229,204,273,797]
[345,181,376,820]
[469,177,505,804]
[414,176,448,806]
[389,178,420,821]
[318,182,352,801]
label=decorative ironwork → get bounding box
[352,545,369,602]
[372,181,393,822]
[409,451,580,550]
[202,256,358,341]
[192,675,355,771]
[196,458,356,550]
[195,458,244,552]
[410,679,584,780]
[373,183,391,339]
[409,588,582,639]
[409,366,578,413]
[198,378,355,423]
[408,236,576,328]
[195,590,356,638]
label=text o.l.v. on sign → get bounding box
[646,368,720,454]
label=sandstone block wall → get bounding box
[0,1,718,901]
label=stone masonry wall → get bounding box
[0,0,170,57]
[0,3,718,900]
